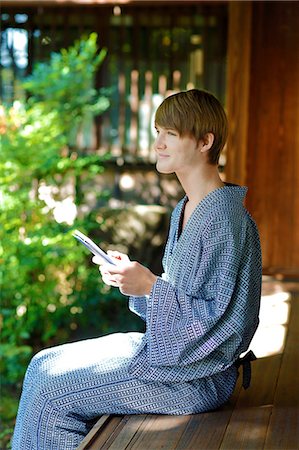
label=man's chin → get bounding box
[156,163,174,175]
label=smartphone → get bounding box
[72,230,115,265]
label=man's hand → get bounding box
[92,251,157,296]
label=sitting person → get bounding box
[12,89,262,450]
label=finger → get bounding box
[107,250,130,263]
[92,255,107,265]
[99,266,117,279]
[101,274,119,287]
[103,265,124,275]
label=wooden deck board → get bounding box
[92,416,132,450]
[175,408,236,450]
[219,354,282,450]
[77,281,299,450]
[78,416,124,450]
[77,415,111,450]
[106,415,148,450]
[264,292,299,450]
[125,415,191,450]
[173,382,242,450]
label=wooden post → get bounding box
[225,1,252,186]
[226,1,299,276]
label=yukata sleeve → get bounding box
[128,273,168,322]
[129,295,147,321]
[146,218,249,368]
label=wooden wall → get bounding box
[226,1,299,276]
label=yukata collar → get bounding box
[175,184,248,243]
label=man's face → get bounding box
[154,125,202,175]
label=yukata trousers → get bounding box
[12,332,237,450]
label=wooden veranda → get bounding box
[79,277,299,449]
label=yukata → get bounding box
[12,185,262,450]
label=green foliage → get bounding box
[23,32,109,147]
[0,35,142,445]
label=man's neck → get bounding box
[177,164,224,207]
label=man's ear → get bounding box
[199,133,214,153]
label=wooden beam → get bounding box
[225,1,252,186]
[0,0,228,6]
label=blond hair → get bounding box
[155,89,228,165]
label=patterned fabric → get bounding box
[12,333,237,450]
[129,185,262,382]
[12,185,262,450]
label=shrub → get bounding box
[0,33,143,397]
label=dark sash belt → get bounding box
[235,350,257,389]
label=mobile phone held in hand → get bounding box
[72,230,115,265]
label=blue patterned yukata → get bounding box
[12,185,262,450]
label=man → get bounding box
[12,89,261,449]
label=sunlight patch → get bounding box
[249,291,291,358]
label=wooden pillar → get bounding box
[225,1,252,186]
[226,1,299,276]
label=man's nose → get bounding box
[155,134,166,149]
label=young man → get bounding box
[12,89,262,449]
